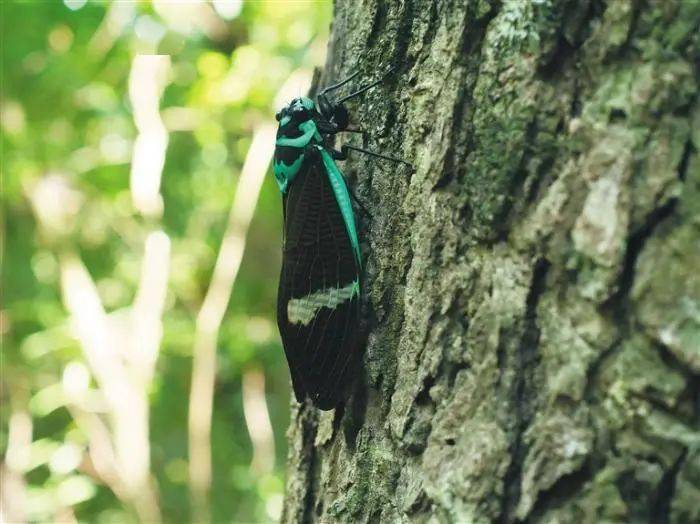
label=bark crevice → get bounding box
[499,257,550,523]
[650,449,687,524]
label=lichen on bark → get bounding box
[282,1,700,522]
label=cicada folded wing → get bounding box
[276,154,362,410]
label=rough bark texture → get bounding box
[282,1,700,522]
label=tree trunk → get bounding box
[282,1,700,522]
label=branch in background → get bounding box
[131,230,171,386]
[22,53,173,523]
[66,406,127,503]
[59,254,129,413]
[188,122,277,523]
[242,368,275,475]
[1,410,32,523]
[58,239,170,515]
[59,254,162,524]
[129,55,170,218]
[88,2,135,57]
[152,2,229,42]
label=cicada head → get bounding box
[276,97,316,127]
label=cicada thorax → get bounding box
[272,98,325,194]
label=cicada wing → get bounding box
[277,155,362,410]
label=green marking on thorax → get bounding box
[276,119,320,147]
[273,154,305,193]
[274,119,322,193]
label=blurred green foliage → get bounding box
[1,1,331,522]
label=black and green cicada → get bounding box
[273,69,411,410]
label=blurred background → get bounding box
[1,1,331,522]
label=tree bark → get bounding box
[283,1,700,522]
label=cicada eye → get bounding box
[275,110,283,121]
